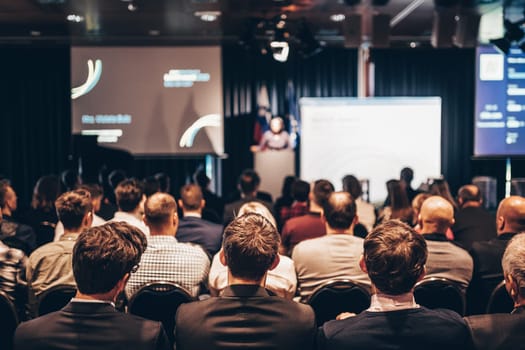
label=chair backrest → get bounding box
[414,277,466,315]
[307,279,371,326]
[37,284,77,316]
[486,280,514,314]
[0,290,18,350]
[128,281,195,344]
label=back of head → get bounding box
[323,191,356,230]
[77,183,103,200]
[238,169,260,195]
[108,170,127,190]
[419,195,455,233]
[457,184,481,206]
[502,233,525,298]
[55,189,93,231]
[280,175,297,198]
[364,220,427,295]
[222,213,280,281]
[154,172,171,193]
[238,201,277,228]
[32,175,61,210]
[400,167,414,184]
[115,179,144,212]
[342,175,363,199]
[193,169,210,189]
[73,221,147,295]
[312,179,335,208]
[497,196,525,233]
[142,176,160,197]
[429,178,456,208]
[387,180,410,210]
[412,192,431,214]
[291,180,310,202]
[144,192,177,228]
[61,169,79,191]
[180,184,203,211]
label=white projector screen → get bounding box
[300,97,442,203]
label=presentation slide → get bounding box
[300,97,442,203]
[475,45,525,156]
[71,46,224,156]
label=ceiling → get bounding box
[0,0,507,48]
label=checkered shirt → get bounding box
[126,235,210,299]
[0,240,26,303]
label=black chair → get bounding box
[307,279,371,326]
[37,284,77,316]
[128,282,195,344]
[486,280,514,314]
[414,277,466,315]
[0,291,19,350]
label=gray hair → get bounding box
[502,233,525,297]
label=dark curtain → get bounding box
[372,48,475,194]
[0,46,71,206]
[222,46,359,195]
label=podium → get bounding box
[254,150,295,200]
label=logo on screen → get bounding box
[479,54,504,81]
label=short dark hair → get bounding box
[400,167,414,183]
[238,169,260,195]
[323,192,356,229]
[342,175,363,199]
[457,185,481,203]
[143,176,160,197]
[364,220,427,295]
[115,179,144,212]
[144,193,177,226]
[193,169,210,188]
[222,213,280,281]
[291,180,310,202]
[180,184,203,210]
[312,179,335,208]
[77,183,103,199]
[73,222,147,294]
[154,172,171,193]
[55,189,93,230]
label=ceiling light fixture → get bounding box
[330,14,346,22]
[67,14,84,23]
[194,11,221,22]
[127,3,138,11]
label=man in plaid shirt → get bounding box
[125,193,210,299]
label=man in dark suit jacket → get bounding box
[175,213,316,350]
[465,233,525,350]
[317,220,470,350]
[468,196,525,314]
[177,184,223,257]
[14,222,170,350]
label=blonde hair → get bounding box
[237,201,277,228]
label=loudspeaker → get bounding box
[431,9,456,48]
[372,14,390,48]
[453,11,481,48]
[343,14,362,48]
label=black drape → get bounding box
[372,48,475,193]
[0,46,71,205]
[222,46,359,195]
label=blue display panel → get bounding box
[475,46,525,156]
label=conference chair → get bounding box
[414,277,466,315]
[307,279,371,326]
[128,281,195,344]
[37,284,77,316]
[0,290,19,350]
[486,280,514,314]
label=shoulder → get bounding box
[292,236,325,256]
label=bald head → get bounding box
[144,192,178,235]
[496,196,525,234]
[419,196,455,234]
[323,191,357,232]
[457,184,482,208]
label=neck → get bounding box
[183,209,202,217]
[122,208,142,220]
[461,201,481,209]
[227,270,265,287]
[241,191,257,199]
[74,291,117,303]
[63,228,82,236]
[326,226,354,235]
[149,225,175,236]
[309,202,322,213]
[420,225,447,235]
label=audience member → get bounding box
[223,169,273,225]
[378,179,413,225]
[292,191,370,302]
[274,175,297,228]
[317,220,470,350]
[154,172,171,194]
[175,213,315,350]
[60,169,80,192]
[26,189,93,314]
[125,193,209,298]
[0,180,36,255]
[176,184,223,257]
[418,196,473,292]
[208,201,297,299]
[453,184,496,250]
[53,184,106,242]
[280,179,334,256]
[465,233,525,349]
[430,178,458,210]
[279,179,309,228]
[14,222,170,350]
[193,169,224,223]
[383,167,422,206]
[143,176,160,197]
[468,195,525,314]
[342,174,376,232]
[224,168,273,204]
[111,179,149,236]
[412,192,431,227]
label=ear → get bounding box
[200,199,206,209]
[497,215,505,232]
[83,211,93,228]
[505,274,519,303]
[142,214,149,226]
[352,215,359,226]
[172,211,179,232]
[359,255,367,274]
[269,254,280,271]
[417,214,423,228]
[177,199,184,209]
[219,249,227,266]
[416,266,426,283]
[449,218,455,226]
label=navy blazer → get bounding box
[176,216,223,257]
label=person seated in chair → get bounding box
[14,222,170,350]
[317,220,470,350]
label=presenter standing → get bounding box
[254,117,292,151]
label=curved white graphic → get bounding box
[179,114,221,148]
[71,59,102,99]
